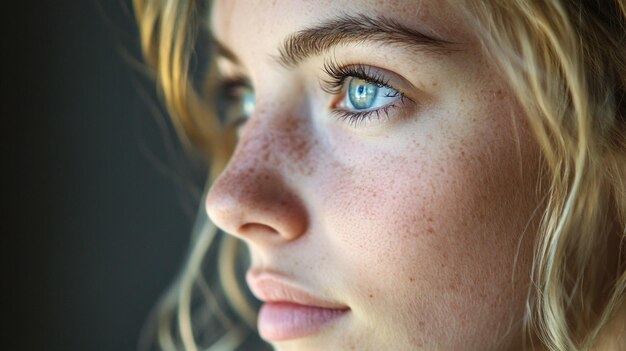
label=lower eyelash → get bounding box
[330,96,408,127]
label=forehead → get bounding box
[210,0,472,60]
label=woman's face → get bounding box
[207,0,543,350]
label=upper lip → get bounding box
[246,268,349,310]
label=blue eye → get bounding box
[345,77,401,112]
[218,77,255,132]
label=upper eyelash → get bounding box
[320,58,398,96]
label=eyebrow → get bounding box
[212,14,456,68]
[276,14,456,67]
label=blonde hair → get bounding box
[133,0,626,350]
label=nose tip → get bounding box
[205,165,308,243]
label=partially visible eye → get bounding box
[216,77,255,131]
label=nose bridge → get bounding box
[234,109,315,176]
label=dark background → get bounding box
[4,1,206,350]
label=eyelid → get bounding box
[216,56,248,82]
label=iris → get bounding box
[348,78,378,110]
[242,88,255,119]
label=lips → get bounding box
[246,269,350,341]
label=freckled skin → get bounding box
[207,1,544,350]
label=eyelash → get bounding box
[321,58,409,126]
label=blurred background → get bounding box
[4,1,206,350]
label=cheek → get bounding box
[318,120,530,275]
[314,103,539,347]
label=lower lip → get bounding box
[258,302,348,341]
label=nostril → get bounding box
[239,223,280,236]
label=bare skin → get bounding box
[206,1,544,350]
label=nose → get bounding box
[205,117,309,244]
